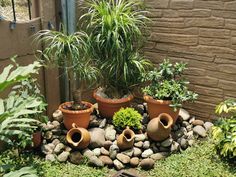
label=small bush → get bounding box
[113,108,142,130]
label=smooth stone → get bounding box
[130,157,139,167]
[57,151,70,162]
[150,143,159,153]
[142,113,149,124]
[134,141,143,148]
[99,156,113,166]
[41,143,55,155]
[186,131,194,139]
[133,147,142,157]
[52,139,60,146]
[186,125,193,132]
[192,120,204,126]
[189,117,195,124]
[104,141,113,150]
[109,144,119,160]
[204,122,214,131]
[171,141,180,152]
[52,120,60,129]
[175,127,187,139]
[116,153,130,164]
[122,148,134,157]
[105,128,116,141]
[65,146,72,152]
[89,115,100,127]
[88,128,105,148]
[54,143,65,154]
[114,159,124,170]
[45,154,56,161]
[141,149,153,158]
[134,134,146,142]
[156,142,161,147]
[99,118,107,128]
[101,147,109,156]
[188,139,195,146]
[179,108,190,121]
[143,141,150,149]
[180,138,188,149]
[193,125,207,137]
[83,149,95,159]
[182,121,190,127]
[135,104,145,115]
[173,124,179,131]
[69,151,83,165]
[150,152,168,160]
[93,148,101,156]
[52,110,63,123]
[140,158,155,170]
[161,138,173,147]
[88,156,104,167]
[159,146,170,152]
[45,131,53,140]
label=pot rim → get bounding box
[59,101,94,114]
[93,89,134,104]
[143,95,172,105]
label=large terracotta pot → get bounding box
[32,131,42,148]
[93,90,134,118]
[66,123,91,149]
[117,127,135,150]
[147,113,173,141]
[59,101,94,130]
[144,95,179,124]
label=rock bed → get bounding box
[40,103,213,170]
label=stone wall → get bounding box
[143,0,236,121]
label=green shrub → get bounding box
[212,99,236,159]
[113,108,142,130]
[142,59,198,111]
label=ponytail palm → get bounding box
[35,29,99,107]
[82,0,152,98]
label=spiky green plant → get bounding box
[81,0,152,98]
[34,28,100,108]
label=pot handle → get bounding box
[72,123,78,128]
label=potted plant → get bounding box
[35,28,100,129]
[142,59,198,123]
[81,0,152,118]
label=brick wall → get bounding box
[144,0,236,121]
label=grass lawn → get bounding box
[1,139,236,177]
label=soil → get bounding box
[96,87,130,99]
[62,102,89,111]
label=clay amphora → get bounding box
[117,127,135,150]
[147,113,173,141]
[66,123,91,149]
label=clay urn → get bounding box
[66,123,91,149]
[147,113,173,141]
[117,127,135,150]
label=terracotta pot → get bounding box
[117,127,135,150]
[59,101,94,130]
[143,95,179,124]
[93,90,134,118]
[147,113,173,141]
[32,131,42,148]
[66,123,91,149]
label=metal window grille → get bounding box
[10,0,32,22]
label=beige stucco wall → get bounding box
[143,0,236,121]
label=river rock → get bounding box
[150,152,168,160]
[134,141,143,148]
[188,139,195,146]
[69,151,83,165]
[171,141,180,152]
[182,121,190,127]
[143,140,150,149]
[130,157,139,167]
[101,147,109,156]
[161,138,173,147]
[142,113,149,124]
[179,108,190,121]
[93,148,101,156]
[141,149,153,158]
[45,154,56,161]
[180,138,188,149]
[116,153,130,164]
[41,143,55,155]
[54,143,65,154]
[52,110,63,123]
[193,125,207,137]
[99,118,107,128]
[134,134,146,142]
[109,144,119,160]
[65,146,72,152]
[204,122,214,131]
[133,147,142,157]
[89,128,105,148]
[88,156,104,167]
[192,120,204,126]
[45,131,53,140]
[140,158,155,170]
[99,156,113,166]
[104,141,113,150]
[105,127,116,141]
[122,148,134,157]
[52,120,60,129]
[52,139,60,146]
[57,151,70,162]
[114,159,124,170]
[83,148,95,159]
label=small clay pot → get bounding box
[59,101,94,130]
[32,131,42,148]
[147,113,173,141]
[93,89,134,118]
[117,127,135,150]
[144,95,179,124]
[66,123,91,149]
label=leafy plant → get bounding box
[3,166,38,177]
[212,99,236,159]
[34,27,100,109]
[82,0,152,98]
[142,59,198,110]
[113,107,142,130]
[0,59,46,148]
